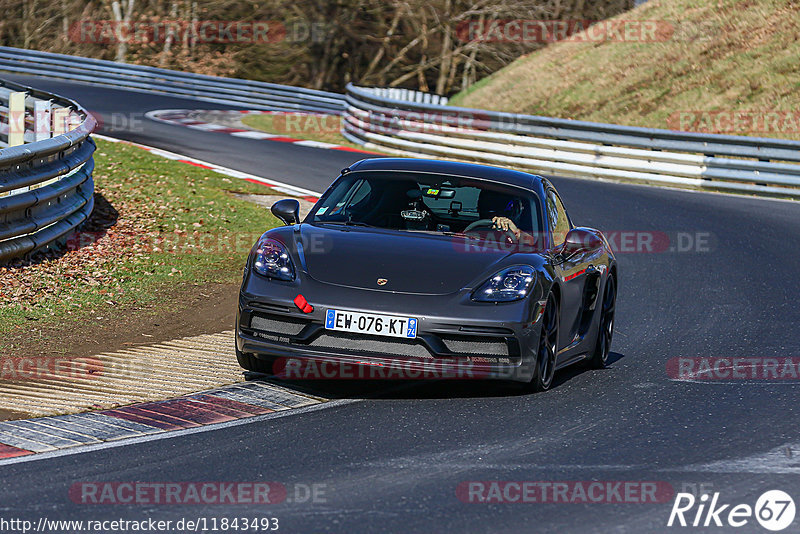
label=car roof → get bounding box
[347,158,544,191]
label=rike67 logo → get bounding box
[668,490,796,531]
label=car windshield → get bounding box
[308,172,543,247]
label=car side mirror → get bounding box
[561,227,602,259]
[271,199,300,225]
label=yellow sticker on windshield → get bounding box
[426,188,440,196]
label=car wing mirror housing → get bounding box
[271,199,301,225]
[561,227,603,259]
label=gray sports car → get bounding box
[235,158,617,391]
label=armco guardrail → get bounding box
[0,47,345,114]
[344,84,800,197]
[366,87,449,106]
[0,77,95,263]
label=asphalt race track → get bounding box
[2,76,800,533]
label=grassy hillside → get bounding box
[450,0,800,140]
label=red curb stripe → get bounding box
[151,110,382,155]
[302,196,319,203]
[178,159,214,169]
[0,443,33,458]
[138,399,235,425]
[102,408,187,431]
[194,395,275,415]
[183,397,255,418]
[115,406,201,429]
[331,146,380,154]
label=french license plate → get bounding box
[325,309,418,339]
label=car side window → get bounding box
[546,190,571,246]
[315,178,370,219]
[349,179,372,206]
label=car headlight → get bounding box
[252,238,295,281]
[472,266,536,302]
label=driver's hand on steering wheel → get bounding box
[492,216,521,239]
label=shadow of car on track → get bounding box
[243,351,625,400]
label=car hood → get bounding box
[295,224,516,295]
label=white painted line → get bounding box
[294,140,338,149]
[229,131,279,139]
[146,148,182,160]
[188,123,229,131]
[144,108,376,156]
[0,399,358,466]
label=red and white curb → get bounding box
[93,133,322,202]
[145,109,377,155]
[0,381,325,459]
[0,134,344,461]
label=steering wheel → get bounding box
[463,218,518,243]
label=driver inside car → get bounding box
[477,189,534,244]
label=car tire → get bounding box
[586,275,616,369]
[236,349,274,375]
[531,292,559,392]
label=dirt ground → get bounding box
[3,281,239,359]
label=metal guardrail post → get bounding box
[7,91,25,146]
[33,99,51,141]
[0,76,96,263]
[52,107,69,136]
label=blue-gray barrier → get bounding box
[344,84,800,197]
[0,77,95,263]
[0,46,345,114]
[4,46,798,199]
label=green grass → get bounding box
[0,138,280,337]
[450,0,800,140]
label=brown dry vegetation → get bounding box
[451,0,800,139]
[0,0,631,94]
[0,138,278,341]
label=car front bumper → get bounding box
[236,273,545,382]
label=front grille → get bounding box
[250,313,309,336]
[308,331,432,359]
[439,335,510,357]
[246,314,518,364]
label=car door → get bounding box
[546,189,589,353]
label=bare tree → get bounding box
[0,0,633,92]
[107,0,135,62]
